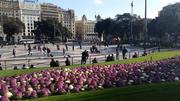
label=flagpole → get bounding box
[130,1,133,45]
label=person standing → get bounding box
[92,57,98,64]
[46,48,51,57]
[28,44,32,56]
[122,47,128,59]
[65,57,71,66]
[63,48,66,56]
[65,43,68,51]
[42,46,46,55]
[56,44,60,50]
[38,45,41,51]
[12,48,16,57]
[72,40,75,51]
[81,50,87,64]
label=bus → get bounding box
[20,39,35,44]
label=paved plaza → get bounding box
[0,43,150,69]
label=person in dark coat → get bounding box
[106,55,111,62]
[47,48,51,57]
[132,52,138,58]
[81,50,88,64]
[92,58,98,64]
[122,47,128,59]
[110,54,115,61]
[12,48,16,57]
[65,57,71,66]
[57,44,60,50]
[81,51,86,64]
[63,48,66,56]
[28,44,32,56]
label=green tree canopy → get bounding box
[95,13,144,43]
[33,18,72,42]
[147,3,180,44]
[3,16,24,42]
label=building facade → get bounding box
[58,8,75,37]
[0,0,20,41]
[19,0,41,39]
[75,15,99,41]
[0,25,4,39]
[40,3,58,20]
[58,7,64,24]
[62,9,75,37]
[0,0,76,41]
[0,0,20,19]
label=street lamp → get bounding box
[144,0,147,50]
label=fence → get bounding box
[0,47,160,70]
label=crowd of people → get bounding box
[90,45,100,53]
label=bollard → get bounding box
[129,52,131,59]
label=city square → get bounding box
[0,0,180,101]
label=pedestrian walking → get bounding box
[47,48,51,57]
[65,43,68,51]
[63,48,66,56]
[12,48,16,57]
[57,44,60,50]
[65,57,71,66]
[28,44,32,56]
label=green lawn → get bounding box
[27,82,180,101]
[0,51,180,77]
[0,67,48,77]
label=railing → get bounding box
[0,47,160,70]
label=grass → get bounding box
[0,67,48,77]
[0,51,180,77]
[28,82,180,101]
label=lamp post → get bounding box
[144,0,147,50]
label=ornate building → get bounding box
[75,15,99,41]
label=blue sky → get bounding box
[38,0,179,20]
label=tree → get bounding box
[95,18,114,42]
[95,13,144,43]
[3,16,24,43]
[147,3,180,45]
[33,18,72,42]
